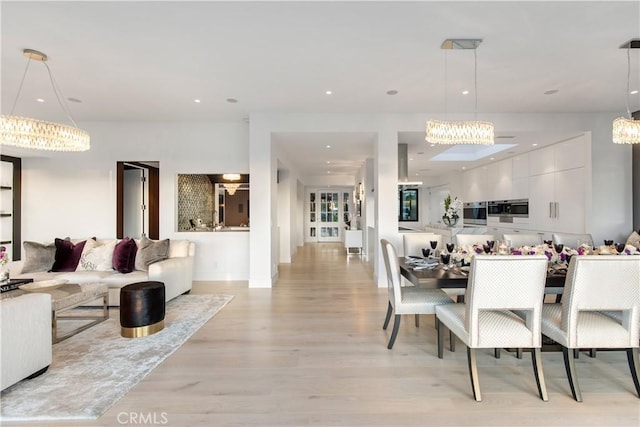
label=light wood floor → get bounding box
[8,243,640,426]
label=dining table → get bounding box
[399,257,567,290]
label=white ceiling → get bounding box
[1,1,639,180]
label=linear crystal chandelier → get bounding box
[612,39,640,145]
[0,49,90,152]
[426,39,494,145]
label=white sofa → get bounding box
[9,239,195,306]
[1,293,52,390]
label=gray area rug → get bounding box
[0,294,233,421]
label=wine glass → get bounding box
[421,248,431,258]
[440,253,451,270]
[604,239,614,246]
[482,243,491,254]
[553,243,564,254]
[430,240,438,250]
[486,240,495,251]
[446,243,455,254]
[615,243,626,254]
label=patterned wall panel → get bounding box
[177,174,214,231]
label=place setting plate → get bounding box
[19,279,69,291]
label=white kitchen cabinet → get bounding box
[529,135,586,176]
[486,159,512,201]
[512,154,530,180]
[462,166,488,202]
[554,168,585,233]
[529,167,585,234]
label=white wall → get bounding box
[20,121,250,281]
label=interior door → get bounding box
[318,191,341,242]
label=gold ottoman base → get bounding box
[121,319,164,338]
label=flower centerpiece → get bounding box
[441,194,462,227]
[0,246,9,284]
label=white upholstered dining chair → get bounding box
[551,232,594,249]
[435,255,549,401]
[380,239,454,350]
[454,234,495,248]
[502,233,543,248]
[540,255,640,402]
[402,233,442,257]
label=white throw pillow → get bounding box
[627,231,640,248]
[77,239,117,271]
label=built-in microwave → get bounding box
[463,201,487,225]
[487,199,529,218]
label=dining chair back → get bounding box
[454,234,495,248]
[403,233,441,257]
[380,239,453,349]
[502,233,543,248]
[435,255,549,401]
[540,255,640,401]
[551,232,593,249]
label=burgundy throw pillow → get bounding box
[51,238,87,272]
[112,237,138,273]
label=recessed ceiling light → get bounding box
[532,143,538,146]
[226,98,238,103]
[415,173,420,176]
[326,161,331,164]
[490,157,495,160]
[194,99,201,103]
[462,166,466,170]
[326,145,331,148]
[36,98,44,103]
[327,171,331,174]
[462,90,469,95]
[325,90,332,95]
[386,90,398,95]
[409,158,413,161]
[544,89,559,95]
[631,90,639,95]
[67,97,82,103]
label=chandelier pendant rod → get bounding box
[474,48,478,121]
[43,61,80,128]
[626,45,632,119]
[9,58,33,115]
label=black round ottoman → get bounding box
[120,281,166,338]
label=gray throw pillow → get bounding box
[22,241,56,273]
[135,236,170,271]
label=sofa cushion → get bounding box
[77,239,117,271]
[168,240,191,258]
[22,241,56,273]
[56,270,110,283]
[113,237,138,273]
[135,237,169,271]
[51,238,88,272]
[100,270,149,288]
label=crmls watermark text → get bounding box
[117,412,169,425]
